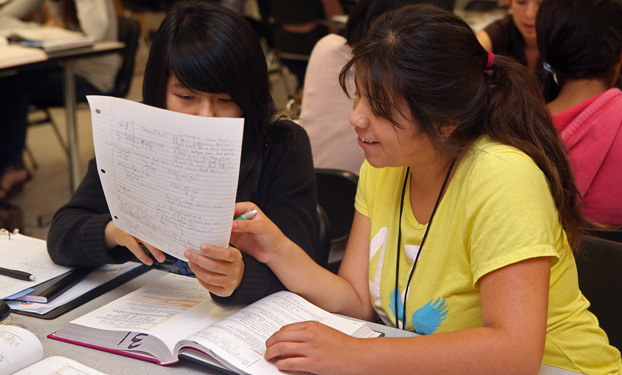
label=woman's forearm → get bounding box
[264,235,373,318]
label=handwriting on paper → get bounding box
[89,96,244,260]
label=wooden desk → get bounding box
[0,41,125,191]
[15,268,584,375]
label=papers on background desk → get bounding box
[0,44,48,69]
[0,233,72,299]
[6,262,142,315]
[0,26,95,52]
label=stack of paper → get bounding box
[1,26,95,52]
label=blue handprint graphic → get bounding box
[389,287,405,328]
[412,297,448,335]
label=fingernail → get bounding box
[184,250,191,259]
[200,244,208,251]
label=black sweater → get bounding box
[47,120,318,305]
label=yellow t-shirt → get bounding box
[356,135,621,373]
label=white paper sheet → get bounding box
[88,96,244,260]
[0,325,43,374]
[0,233,72,299]
[13,356,108,375]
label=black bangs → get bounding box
[167,20,237,98]
[341,28,411,128]
[358,59,410,128]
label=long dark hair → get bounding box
[344,0,454,46]
[340,4,590,250]
[536,0,622,101]
[142,0,276,200]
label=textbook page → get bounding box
[49,274,379,373]
[53,273,240,364]
[180,291,379,375]
[0,325,43,374]
[0,233,72,299]
[13,356,108,375]
[88,96,244,260]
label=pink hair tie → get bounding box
[485,51,494,70]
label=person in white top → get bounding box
[299,0,453,176]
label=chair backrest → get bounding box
[315,168,359,245]
[109,15,140,99]
[268,0,324,25]
[121,0,175,13]
[576,235,622,350]
[585,228,622,244]
[316,203,332,269]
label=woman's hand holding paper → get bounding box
[104,221,166,265]
[184,245,244,297]
[227,202,295,266]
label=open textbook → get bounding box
[0,325,105,374]
[87,96,244,260]
[49,274,380,375]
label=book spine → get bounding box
[46,332,179,366]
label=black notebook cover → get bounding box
[12,263,150,319]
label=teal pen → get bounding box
[234,210,257,221]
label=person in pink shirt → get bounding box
[537,0,622,225]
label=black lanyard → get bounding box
[394,158,456,331]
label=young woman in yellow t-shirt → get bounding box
[185,4,621,374]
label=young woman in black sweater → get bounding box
[47,1,318,306]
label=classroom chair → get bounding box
[25,15,141,169]
[250,0,321,98]
[315,168,359,272]
[315,168,358,245]
[585,228,622,244]
[316,203,332,270]
[575,235,622,350]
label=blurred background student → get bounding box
[266,0,344,95]
[299,0,454,176]
[0,0,121,201]
[536,0,622,225]
[475,0,544,86]
[47,1,318,305]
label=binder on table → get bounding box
[7,263,150,320]
[9,266,100,303]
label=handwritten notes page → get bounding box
[88,96,244,260]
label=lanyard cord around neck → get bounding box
[394,158,456,331]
